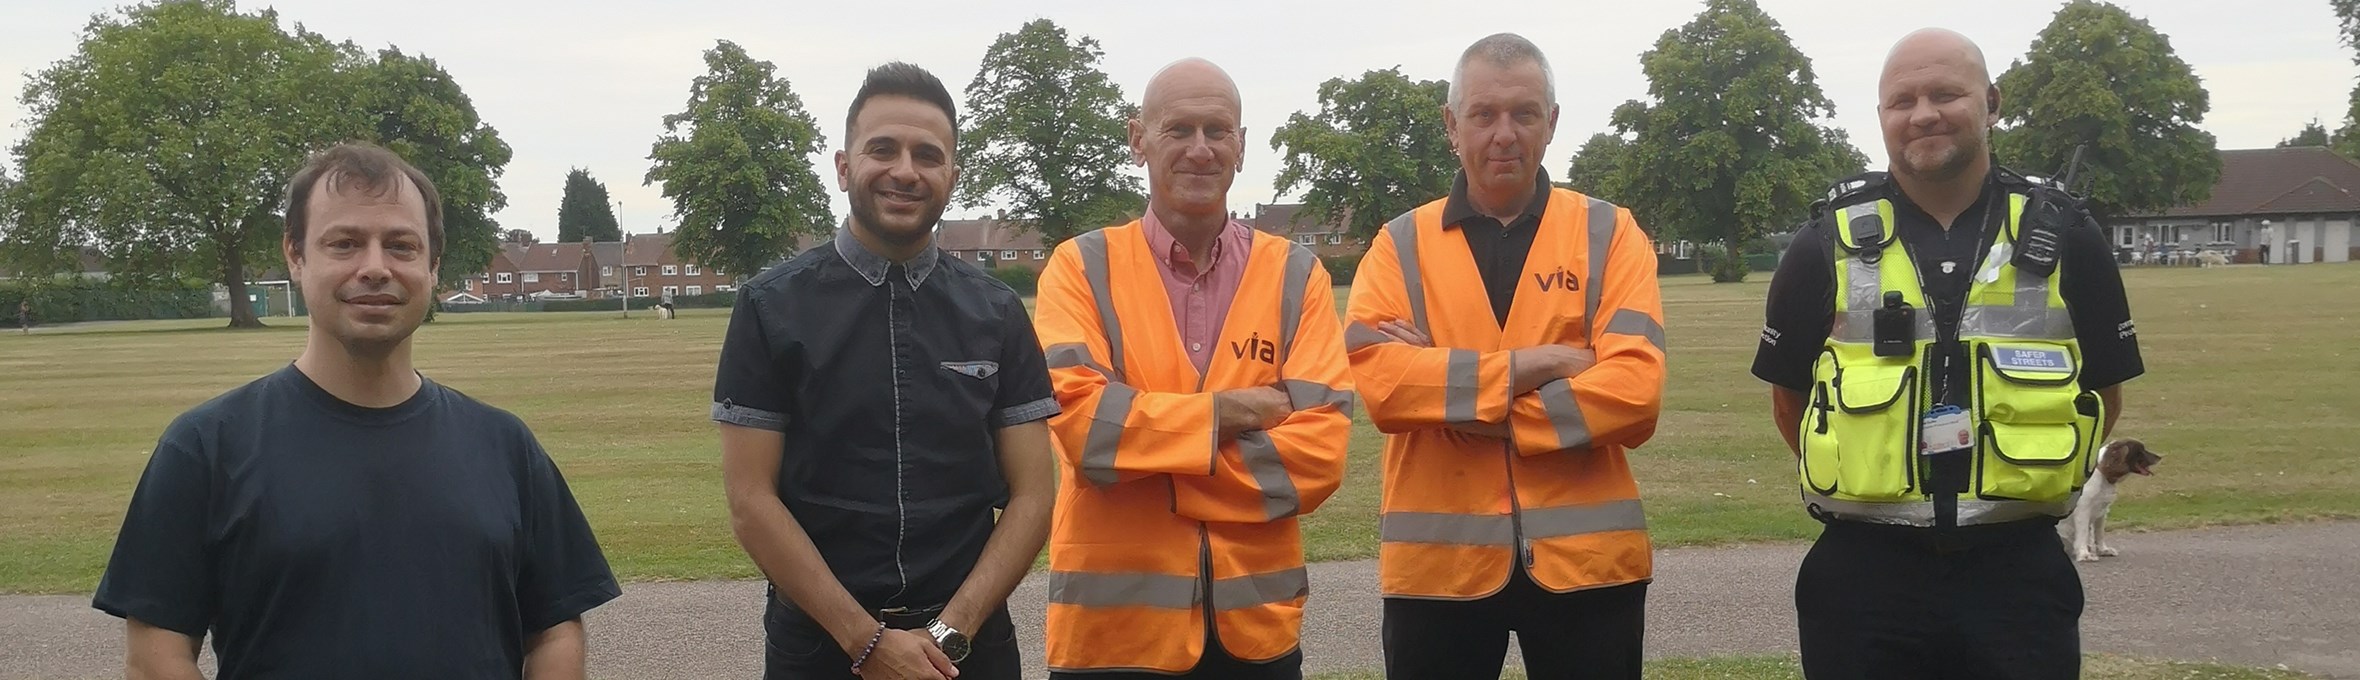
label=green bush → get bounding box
[1,278,212,326]
[1321,254,1363,286]
[989,266,1038,295]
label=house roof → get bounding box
[505,242,586,272]
[2126,147,2360,218]
[934,218,1045,252]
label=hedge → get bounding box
[2,278,212,326]
[989,267,1038,295]
[1321,254,1363,286]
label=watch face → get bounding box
[940,631,971,662]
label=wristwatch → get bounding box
[925,618,971,663]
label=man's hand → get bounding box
[1215,386,1293,438]
[855,628,958,679]
[1375,320,1432,348]
[1510,345,1596,395]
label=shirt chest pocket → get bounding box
[927,359,1003,422]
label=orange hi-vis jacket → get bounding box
[1034,222,1354,673]
[1346,188,1667,600]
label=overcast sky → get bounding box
[3,0,2353,242]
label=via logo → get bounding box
[1230,332,1278,365]
[1532,267,1580,293]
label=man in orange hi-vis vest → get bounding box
[1348,33,1667,680]
[1034,57,1353,680]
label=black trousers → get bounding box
[1047,636,1303,680]
[1796,520,2083,680]
[1381,569,1647,680]
[762,595,1022,680]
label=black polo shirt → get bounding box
[711,225,1057,612]
[1441,168,1557,327]
[1753,169,2144,498]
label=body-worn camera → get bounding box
[1874,291,1915,357]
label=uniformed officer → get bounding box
[1753,28,2146,679]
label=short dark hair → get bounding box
[845,62,959,147]
[283,142,444,264]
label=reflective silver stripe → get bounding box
[1384,212,1429,331]
[1838,204,1883,315]
[1520,498,1647,539]
[1279,245,1316,363]
[1833,309,1938,343]
[1047,570,1198,609]
[1535,379,1590,451]
[1444,348,1479,423]
[1237,431,1300,520]
[1379,511,1514,546]
[1081,382,1137,486]
[1282,379,1355,416]
[1603,309,1665,353]
[1344,322,1390,351]
[1959,305,2075,340]
[1584,197,1617,338]
[1209,567,1310,611]
[1075,231,1126,381]
[1803,493,2071,527]
[1045,342,1116,376]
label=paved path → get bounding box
[6,522,2356,679]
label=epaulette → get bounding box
[1811,171,1891,221]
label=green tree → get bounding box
[958,19,1142,247]
[1269,67,1454,241]
[556,168,620,243]
[503,228,538,246]
[2334,0,2360,158]
[1563,132,1635,202]
[351,47,512,291]
[7,0,361,327]
[644,40,832,281]
[1608,0,1867,282]
[1994,0,2219,219]
[2280,118,2333,148]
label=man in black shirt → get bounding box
[1754,30,2143,679]
[93,143,621,680]
[713,63,1058,680]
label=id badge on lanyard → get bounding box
[1920,404,1973,455]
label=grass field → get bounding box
[1305,653,2318,679]
[3,264,2357,593]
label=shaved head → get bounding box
[1882,28,1991,93]
[1141,57,1241,115]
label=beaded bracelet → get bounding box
[848,621,888,675]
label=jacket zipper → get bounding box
[1504,442,1531,568]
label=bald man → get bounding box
[1754,29,2143,679]
[1032,58,1353,679]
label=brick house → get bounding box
[935,218,1051,272]
[599,232,741,300]
[2110,146,2360,264]
[1241,203,1360,257]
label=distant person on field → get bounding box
[713,62,1057,680]
[16,299,28,334]
[92,142,621,680]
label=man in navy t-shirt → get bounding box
[92,142,621,679]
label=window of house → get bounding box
[634,266,646,276]
[686,264,700,276]
[1001,250,1017,259]
[1298,235,1316,245]
[496,272,513,283]
[1031,249,1045,260]
[663,265,678,276]
[686,285,703,296]
[2117,227,2134,248]
[2212,222,2235,243]
[716,285,733,293]
[1327,234,1343,245]
[633,286,648,296]
[601,266,613,277]
[663,286,679,298]
[523,272,540,283]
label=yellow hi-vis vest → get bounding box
[1797,192,2107,526]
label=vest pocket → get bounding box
[1973,341,2087,501]
[1800,351,1919,502]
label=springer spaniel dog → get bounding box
[2061,438,2163,562]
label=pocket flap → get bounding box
[1835,364,1916,414]
[1982,343,2078,386]
[1986,421,2080,465]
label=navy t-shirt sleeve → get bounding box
[2062,216,2146,391]
[515,432,621,634]
[1753,223,1835,392]
[711,286,795,432]
[991,293,1060,428]
[91,424,217,636]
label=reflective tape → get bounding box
[1081,382,1137,487]
[1535,379,1590,452]
[1520,498,1647,539]
[1237,431,1301,520]
[1075,231,1127,380]
[1282,379,1355,416]
[1209,567,1310,611]
[1047,571,1197,609]
[1384,212,1430,331]
[1444,349,1479,424]
[1584,198,1617,338]
[1603,309,1665,354]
